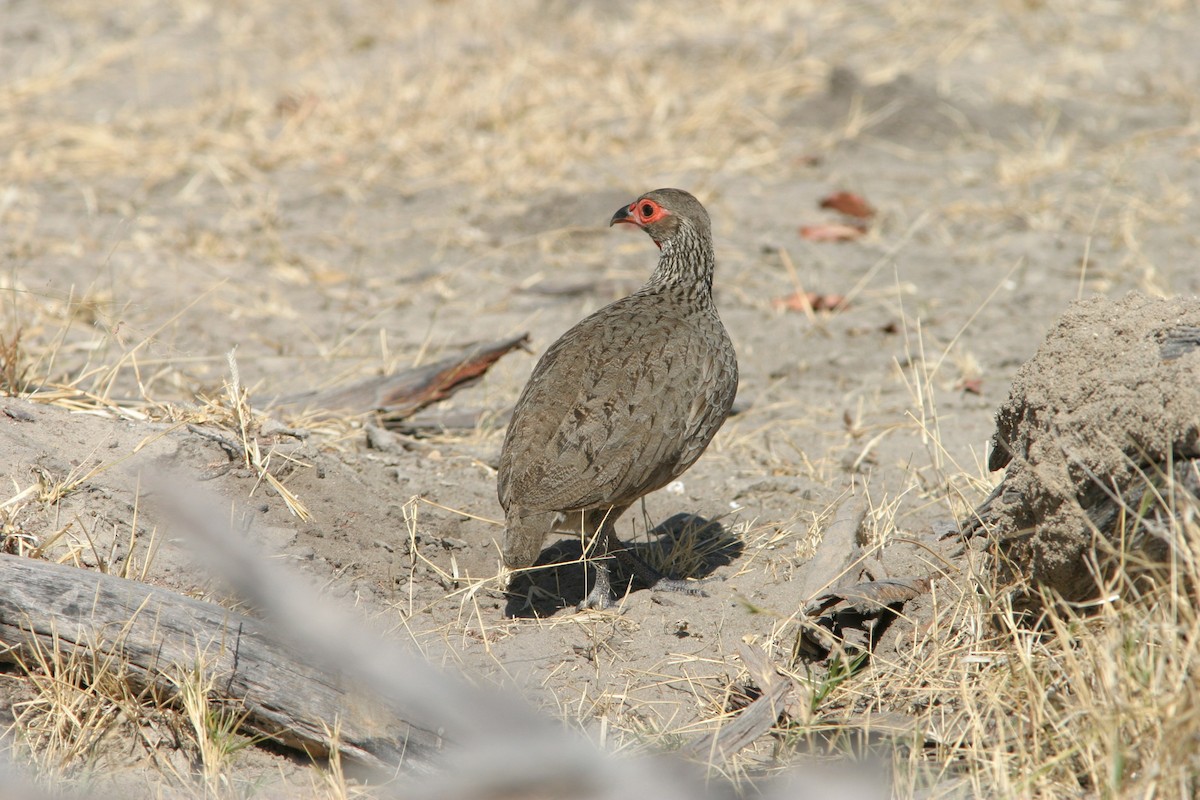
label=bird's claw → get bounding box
[577,586,616,611]
[649,577,709,598]
[577,565,616,611]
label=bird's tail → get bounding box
[501,508,560,573]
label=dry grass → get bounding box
[5,611,266,798]
[873,497,1200,798]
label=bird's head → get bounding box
[610,188,710,250]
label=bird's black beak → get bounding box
[610,204,637,227]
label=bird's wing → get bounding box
[498,297,733,513]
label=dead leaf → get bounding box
[957,378,983,395]
[819,191,875,219]
[275,91,320,119]
[799,223,865,242]
[772,291,848,313]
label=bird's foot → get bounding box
[649,576,709,598]
[577,562,616,611]
[611,547,708,597]
[577,585,616,611]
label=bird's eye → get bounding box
[641,202,655,217]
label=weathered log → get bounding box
[679,644,792,762]
[794,496,867,604]
[0,554,440,772]
[272,334,529,425]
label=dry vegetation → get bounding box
[3,0,1200,798]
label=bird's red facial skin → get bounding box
[633,199,668,226]
[614,198,670,228]
[611,197,669,248]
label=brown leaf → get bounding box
[819,191,875,219]
[772,291,848,313]
[957,378,983,395]
[275,91,320,119]
[812,292,846,311]
[799,223,865,242]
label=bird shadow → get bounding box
[503,512,743,618]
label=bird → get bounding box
[497,188,738,611]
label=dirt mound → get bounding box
[974,292,1200,604]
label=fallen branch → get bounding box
[0,554,440,772]
[272,334,528,425]
[679,644,793,762]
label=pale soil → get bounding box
[2,0,1199,796]
[979,293,1200,604]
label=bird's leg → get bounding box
[578,555,615,611]
[600,507,708,603]
[577,506,707,610]
[577,506,628,611]
[610,544,708,598]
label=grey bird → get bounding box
[497,188,738,611]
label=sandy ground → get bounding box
[2,0,1199,796]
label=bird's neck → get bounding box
[645,235,716,302]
